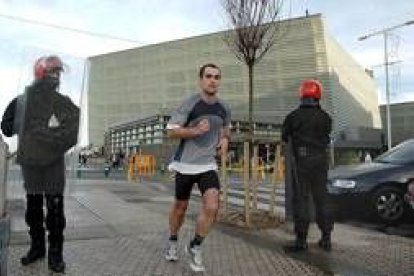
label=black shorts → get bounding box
[175,170,220,200]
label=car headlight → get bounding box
[331,179,356,189]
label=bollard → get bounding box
[104,166,110,178]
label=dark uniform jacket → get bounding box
[282,103,334,234]
[282,104,331,171]
[1,81,79,166]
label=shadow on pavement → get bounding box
[216,224,379,276]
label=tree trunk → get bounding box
[248,64,254,163]
[252,144,259,212]
[243,141,251,226]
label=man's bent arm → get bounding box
[167,119,209,139]
[167,127,201,139]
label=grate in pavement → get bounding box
[123,197,152,204]
[111,189,140,196]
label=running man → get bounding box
[164,63,231,272]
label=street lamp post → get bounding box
[358,20,414,150]
[383,30,391,150]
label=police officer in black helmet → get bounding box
[1,55,79,273]
[282,79,333,252]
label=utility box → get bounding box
[0,136,10,276]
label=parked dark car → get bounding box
[328,139,414,224]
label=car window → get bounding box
[375,140,414,164]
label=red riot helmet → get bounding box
[33,55,64,80]
[299,79,322,100]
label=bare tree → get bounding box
[222,0,287,225]
[222,0,286,144]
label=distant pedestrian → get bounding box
[359,150,365,163]
[364,152,372,163]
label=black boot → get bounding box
[283,233,308,253]
[22,194,46,265]
[48,247,65,273]
[46,194,66,273]
[21,239,46,266]
[318,232,332,252]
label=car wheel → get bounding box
[371,186,406,225]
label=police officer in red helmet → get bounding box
[1,55,79,273]
[282,79,333,252]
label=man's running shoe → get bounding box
[165,240,179,261]
[185,244,205,272]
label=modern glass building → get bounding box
[88,14,381,148]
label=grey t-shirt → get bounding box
[167,93,231,174]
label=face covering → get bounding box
[300,97,319,106]
[45,76,60,90]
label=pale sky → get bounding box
[0,0,413,147]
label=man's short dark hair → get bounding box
[199,63,221,79]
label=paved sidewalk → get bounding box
[6,178,414,276]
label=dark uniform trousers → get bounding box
[22,158,66,252]
[25,194,65,250]
[292,148,333,236]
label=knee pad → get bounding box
[46,195,66,230]
[46,195,63,212]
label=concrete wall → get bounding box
[325,33,382,135]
